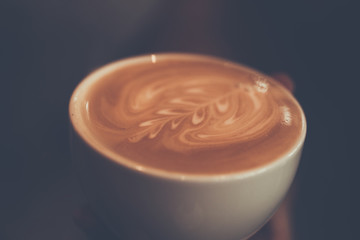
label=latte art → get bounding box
[118,77,281,151]
[81,54,305,175]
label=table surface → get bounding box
[3,169,88,240]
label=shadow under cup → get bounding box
[69,53,306,240]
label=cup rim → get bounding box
[69,52,307,183]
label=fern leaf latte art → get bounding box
[79,54,305,175]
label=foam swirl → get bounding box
[130,80,280,150]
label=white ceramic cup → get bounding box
[69,54,306,240]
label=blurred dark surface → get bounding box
[1,0,359,239]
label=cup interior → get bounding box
[69,53,307,183]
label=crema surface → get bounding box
[81,54,305,175]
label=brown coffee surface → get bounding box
[81,54,305,175]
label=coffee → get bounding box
[73,53,305,175]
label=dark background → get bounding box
[1,0,359,239]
